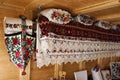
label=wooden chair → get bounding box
[59,71,66,80]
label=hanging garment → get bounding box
[91,65,103,80]
[4,17,35,75]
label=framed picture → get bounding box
[110,62,120,79]
[101,70,111,80]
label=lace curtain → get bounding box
[36,23,120,68]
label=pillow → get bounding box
[111,24,120,32]
[94,21,112,30]
[40,8,72,24]
[74,14,95,26]
[111,24,118,30]
[4,17,33,34]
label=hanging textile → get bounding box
[36,15,120,68]
[4,17,35,75]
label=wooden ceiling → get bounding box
[0,0,120,23]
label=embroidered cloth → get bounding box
[4,17,35,75]
[36,16,120,68]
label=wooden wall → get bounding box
[0,8,20,80]
[62,62,79,80]
[30,58,54,80]
[0,7,120,80]
[0,7,32,80]
[29,57,120,80]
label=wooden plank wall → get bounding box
[30,58,54,80]
[0,8,20,80]
[62,62,79,80]
[0,7,32,80]
[0,7,120,80]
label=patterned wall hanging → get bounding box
[110,62,120,79]
[4,17,35,75]
[36,16,120,68]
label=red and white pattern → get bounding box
[94,21,112,30]
[4,17,33,34]
[75,14,95,26]
[40,9,72,24]
[36,22,120,68]
[4,17,35,75]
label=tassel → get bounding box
[21,68,26,75]
[34,58,37,61]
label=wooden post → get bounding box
[98,58,102,66]
[54,63,63,79]
[111,56,116,62]
[79,61,86,70]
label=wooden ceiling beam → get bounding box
[0,0,7,4]
[53,1,73,9]
[0,3,24,12]
[74,0,120,14]
[25,0,53,10]
[112,21,120,24]
[96,13,120,21]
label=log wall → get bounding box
[0,7,120,80]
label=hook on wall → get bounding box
[19,15,27,20]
